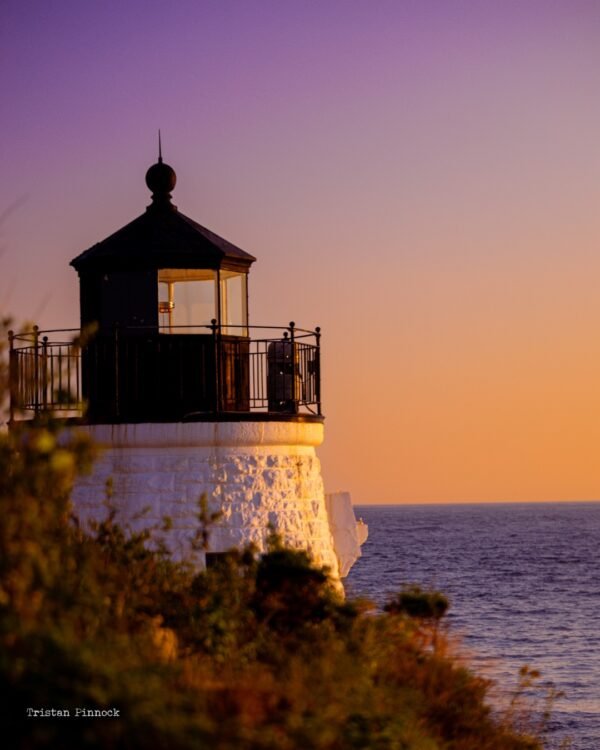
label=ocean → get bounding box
[345,502,600,750]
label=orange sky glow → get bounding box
[2,1,600,502]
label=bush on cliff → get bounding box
[0,323,545,750]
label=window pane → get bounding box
[220,271,248,335]
[158,269,216,333]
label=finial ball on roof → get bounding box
[145,161,177,197]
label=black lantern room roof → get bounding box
[70,157,256,274]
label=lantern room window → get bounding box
[158,268,248,334]
[220,270,248,335]
[158,269,216,333]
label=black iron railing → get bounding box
[8,323,322,423]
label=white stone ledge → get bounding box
[76,421,324,449]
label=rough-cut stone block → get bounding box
[155,456,190,472]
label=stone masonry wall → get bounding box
[71,422,340,580]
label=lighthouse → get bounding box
[8,152,366,582]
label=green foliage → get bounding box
[0,319,548,749]
[384,585,449,622]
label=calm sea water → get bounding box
[345,503,600,750]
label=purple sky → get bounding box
[2,1,600,501]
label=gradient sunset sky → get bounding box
[2,1,600,502]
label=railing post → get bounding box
[33,325,40,416]
[211,318,221,413]
[315,326,322,416]
[42,336,49,410]
[113,323,120,420]
[289,321,298,414]
[8,329,15,425]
